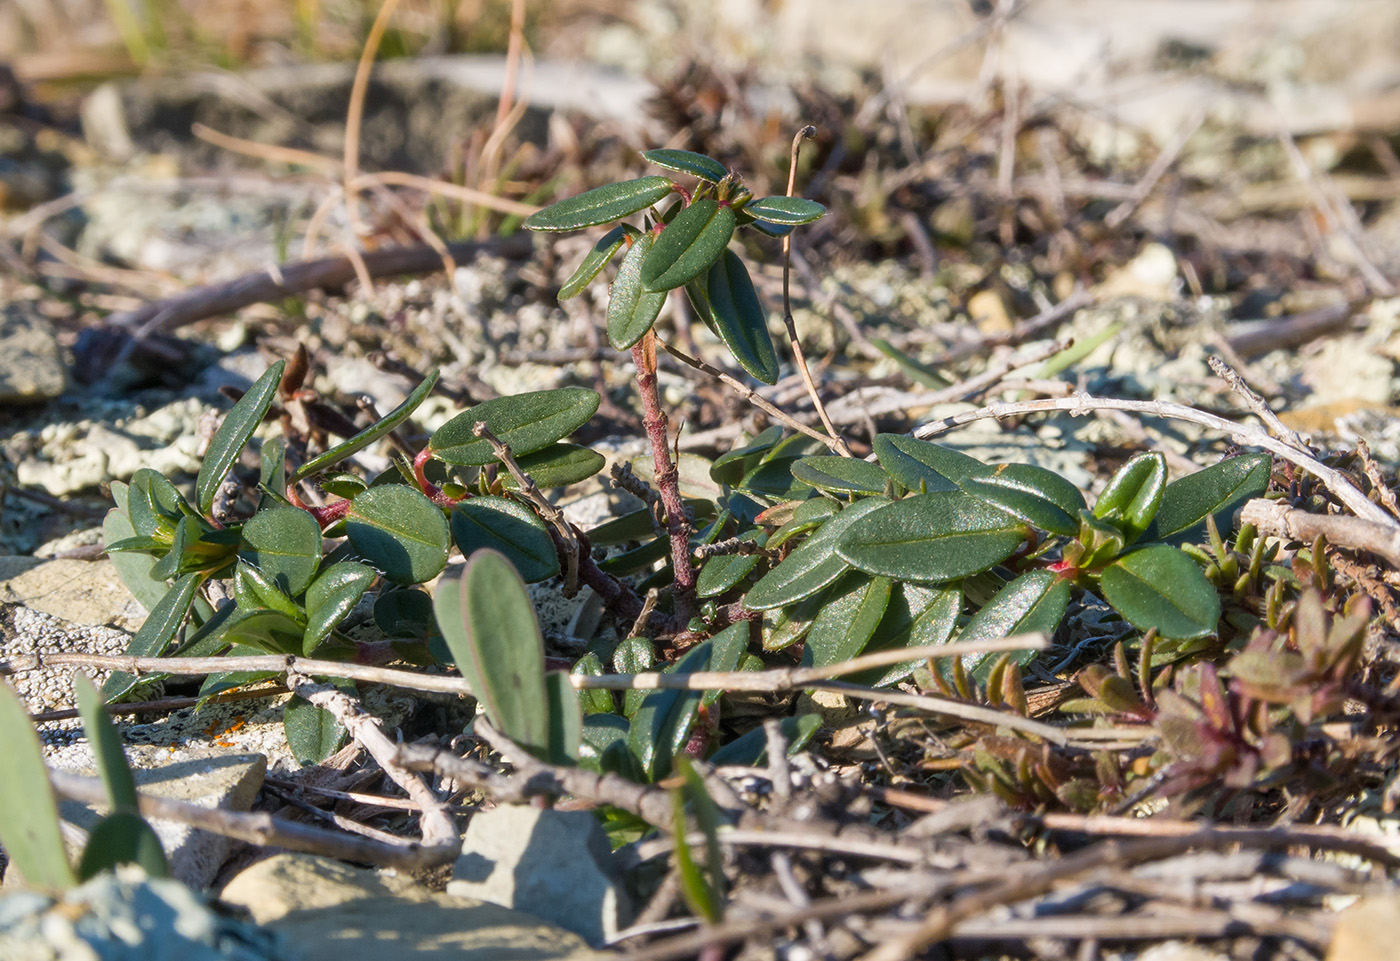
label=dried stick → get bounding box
[1207,355,1309,452]
[27,683,289,724]
[1240,497,1400,570]
[632,334,698,624]
[286,672,457,851]
[910,391,1397,529]
[781,126,851,457]
[1104,109,1205,230]
[341,0,403,258]
[48,770,454,870]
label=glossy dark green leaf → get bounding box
[641,199,736,292]
[643,148,728,183]
[701,249,779,384]
[291,370,440,483]
[436,551,549,757]
[767,497,841,550]
[103,572,201,701]
[872,434,985,493]
[77,812,169,881]
[744,497,889,610]
[607,230,667,349]
[710,425,785,486]
[0,681,76,891]
[127,468,192,538]
[559,225,633,299]
[74,675,139,813]
[524,176,674,231]
[1142,454,1272,543]
[803,574,892,667]
[737,457,810,501]
[258,435,287,510]
[761,587,828,651]
[613,635,655,718]
[503,443,606,491]
[374,587,434,636]
[219,609,307,655]
[853,583,963,687]
[958,570,1071,679]
[1094,452,1167,543]
[578,713,630,773]
[960,463,1086,537]
[836,491,1023,583]
[197,361,285,516]
[544,671,582,766]
[791,455,889,495]
[451,495,560,583]
[742,195,826,225]
[239,505,322,596]
[572,652,615,716]
[284,696,347,766]
[708,714,822,766]
[1098,545,1221,640]
[303,561,376,654]
[234,561,307,625]
[429,387,601,466]
[696,530,767,598]
[671,756,724,924]
[587,498,716,546]
[346,485,449,585]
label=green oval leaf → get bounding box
[503,443,606,490]
[524,176,675,231]
[761,586,829,651]
[346,485,449,585]
[429,387,601,466]
[291,370,440,483]
[742,195,826,225]
[607,231,667,349]
[103,505,172,613]
[803,574,892,667]
[960,463,1086,537]
[572,653,615,717]
[1094,452,1167,543]
[103,572,202,701]
[544,671,582,766]
[451,495,560,583]
[744,497,889,610]
[695,530,766,598]
[436,550,549,757]
[78,812,169,881]
[791,455,889,495]
[559,225,633,300]
[1142,454,1272,544]
[958,570,1071,679]
[239,505,323,596]
[836,491,1023,583]
[641,199,736,292]
[872,434,986,492]
[613,635,655,718]
[284,696,347,766]
[1098,545,1221,640]
[234,561,305,624]
[303,561,376,654]
[197,361,285,516]
[853,583,962,687]
[701,249,780,384]
[642,148,728,183]
[0,681,77,891]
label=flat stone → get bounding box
[0,306,66,405]
[222,853,599,960]
[0,557,147,631]
[1327,893,1400,961]
[447,805,631,946]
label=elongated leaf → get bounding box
[197,361,285,516]
[104,572,201,701]
[1094,452,1167,543]
[451,496,560,583]
[103,505,170,613]
[1098,545,1220,640]
[643,148,728,183]
[503,443,605,490]
[587,498,716,546]
[1142,454,1272,543]
[836,491,1023,583]
[74,676,139,813]
[744,497,889,610]
[524,176,674,231]
[853,583,962,687]
[804,574,892,667]
[742,195,826,225]
[614,635,655,718]
[761,586,829,651]
[0,681,76,891]
[958,570,1070,679]
[767,497,841,550]
[429,387,600,466]
[559,225,633,299]
[284,696,347,766]
[696,530,766,598]
[641,200,736,292]
[791,455,889,495]
[709,714,822,766]
[700,248,779,383]
[78,812,168,881]
[239,505,322,596]
[291,370,440,483]
[607,231,667,349]
[345,485,449,585]
[303,561,376,654]
[234,561,306,624]
[259,435,287,509]
[710,425,785,485]
[127,468,192,538]
[544,671,582,766]
[436,551,549,756]
[960,463,1086,537]
[872,434,984,492]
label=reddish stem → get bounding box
[631,334,698,626]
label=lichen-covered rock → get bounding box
[0,307,67,405]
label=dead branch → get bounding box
[1241,497,1400,570]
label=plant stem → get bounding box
[632,333,698,625]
